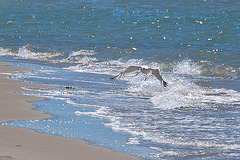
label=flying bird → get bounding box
[111,66,167,87]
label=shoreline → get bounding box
[0,61,142,160]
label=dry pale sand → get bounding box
[0,62,142,160]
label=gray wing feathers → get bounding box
[111,66,141,80]
[122,66,142,74]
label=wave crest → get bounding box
[173,59,238,78]
[0,45,62,60]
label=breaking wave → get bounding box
[1,45,238,78]
[0,45,62,61]
[1,45,240,110]
[173,59,238,78]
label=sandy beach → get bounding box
[0,62,142,160]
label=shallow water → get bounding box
[1,56,239,159]
[1,0,240,159]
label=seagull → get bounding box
[111,66,167,87]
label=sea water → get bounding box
[1,0,240,159]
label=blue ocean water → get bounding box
[1,0,240,159]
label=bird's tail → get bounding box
[110,75,119,80]
[110,73,122,80]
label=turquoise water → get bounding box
[1,0,240,159]
[1,0,240,66]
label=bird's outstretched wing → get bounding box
[122,66,142,74]
[151,69,167,87]
[111,66,141,80]
[111,66,168,87]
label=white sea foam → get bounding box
[61,50,98,64]
[0,45,62,61]
[0,46,98,64]
[0,47,13,56]
[66,58,146,75]
[126,137,140,144]
[125,73,240,110]
[173,59,202,75]
[144,133,240,150]
[67,100,104,108]
[68,50,96,57]
[74,111,97,116]
[103,113,240,151]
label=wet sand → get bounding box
[0,62,142,160]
